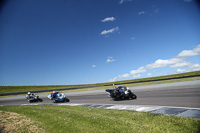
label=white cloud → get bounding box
[106,57,116,63]
[108,77,118,82]
[188,64,200,71]
[138,11,145,15]
[146,58,182,69]
[170,61,191,68]
[147,73,152,77]
[130,66,147,75]
[101,17,116,22]
[119,0,124,4]
[178,44,200,57]
[118,74,130,79]
[107,58,116,63]
[176,63,200,73]
[146,57,197,70]
[131,37,135,40]
[119,0,132,4]
[92,65,96,68]
[133,74,141,78]
[109,66,145,81]
[101,27,119,35]
[177,69,188,73]
[108,44,200,82]
[194,44,200,52]
[178,50,198,57]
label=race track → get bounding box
[1,80,200,108]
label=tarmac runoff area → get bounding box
[1,80,200,119]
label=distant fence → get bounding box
[0,74,200,96]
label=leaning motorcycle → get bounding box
[106,86,137,101]
[26,94,43,103]
[47,92,70,103]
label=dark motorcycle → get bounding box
[106,86,137,101]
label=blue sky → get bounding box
[0,0,200,86]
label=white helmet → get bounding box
[27,92,31,95]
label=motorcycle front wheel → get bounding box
[38,98,43,102]
[65,98,70,102]
[130,93,137,99]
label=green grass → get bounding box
[0,71,200,94]
[0,84,97,94]
[0,105,199,133]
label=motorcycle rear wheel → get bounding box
[53,99,58,103]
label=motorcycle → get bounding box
[105,86,137,101]
[47,92,70,103]
[26,94,43,103]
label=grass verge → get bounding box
[0,105,200,133]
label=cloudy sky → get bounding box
[0,0,200,85]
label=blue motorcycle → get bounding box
[48,92,70,103]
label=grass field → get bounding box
[0,105,199,133]
[0,71,200,94]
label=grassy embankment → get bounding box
[0,71,200,94]
[0,105,199,133]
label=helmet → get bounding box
[27,92,31,95]
[115,86,119,90]
[53,91,56,94]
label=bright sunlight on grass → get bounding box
[0,105,199,133]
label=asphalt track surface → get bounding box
[0,80,200,108]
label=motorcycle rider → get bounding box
[116,86,130,96]
[26,91,43,102]
[115,86,125,96]
[26,92,34,99]
[115,86,119,90]
[124,87,130,95]
[51,91,58,99]
[119,87,125,96]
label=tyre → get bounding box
[39,98,43,102]
[53,99,58,103]
[114,97,119,101]
[130,93,137,99]
[114,95,120,101]
[110,90,115,98]
[65,98,70,102]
